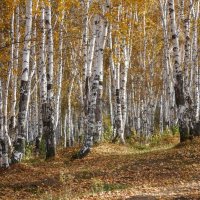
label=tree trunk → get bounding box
[0,80,9,168]
[10,6,19,130]
[11,0,32,163]
[168,0,200,142]
[55,7,64,132]
[44,0,56,159]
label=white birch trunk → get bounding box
[12,0,32,163]
[4,65,12,151]
[55,9,64,131]
[67,68,76,147]
[115,58,125,144]
[36,2,47,155]
[10,5,20,131]
[63,111,67,148]
[168,0,200,141]
[193,1,199,121]
[108,66,114,131]
[160,95,164,133]
[0,80,9,168]
[93,14,108,143]
[75,2,109,158]
[44,0,56,158]
[108,25,117,139]
[29,12,38,141]
[121,41,131,136]
[4,10,15,153]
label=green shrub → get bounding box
[25,143,34,159]
[126,128,179,149]
[39,137,46,157]
[102,114,113,142]
[171,125,179,135]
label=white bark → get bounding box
[67,73,75,147]
[37,2,47,152]
[183,2,193,98]
[28,8,38,141]
[44,0,56,158]
[46,2,54,102]
[168,0,200,142]
[93,13,108,143]
[11,0,33,162]
[82,0,91,81]
[121,40,131,134]
[39,3,47,105]
[63,111,67,148]
[10,5,20,130]
[108,66,114,130]
[0,80,8,168]
[160,95,164,133]
[55,9,64,130]
[115,54,124,144]
[193,1,200,121]
[21,0,32,82]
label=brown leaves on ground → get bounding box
[0,139,200,200]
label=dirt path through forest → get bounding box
[0,139,200,200]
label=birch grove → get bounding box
[0,0,200,167]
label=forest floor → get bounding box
[0,137,200,200]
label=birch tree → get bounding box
[192,1,200,121]
[10,5,20,131]
[37,1,47,155]
[168,0,200,142]
[44,0,56,158]
[0,79,9,168]
[11,0,32,163]
[55,3,65,133]
[74,0,109,158]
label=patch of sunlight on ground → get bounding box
[93,143,177,156]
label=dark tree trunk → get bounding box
[11,80,28,163]
[42,102,55,159]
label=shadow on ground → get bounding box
[126,195,199,200]
[126,195,157,200]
